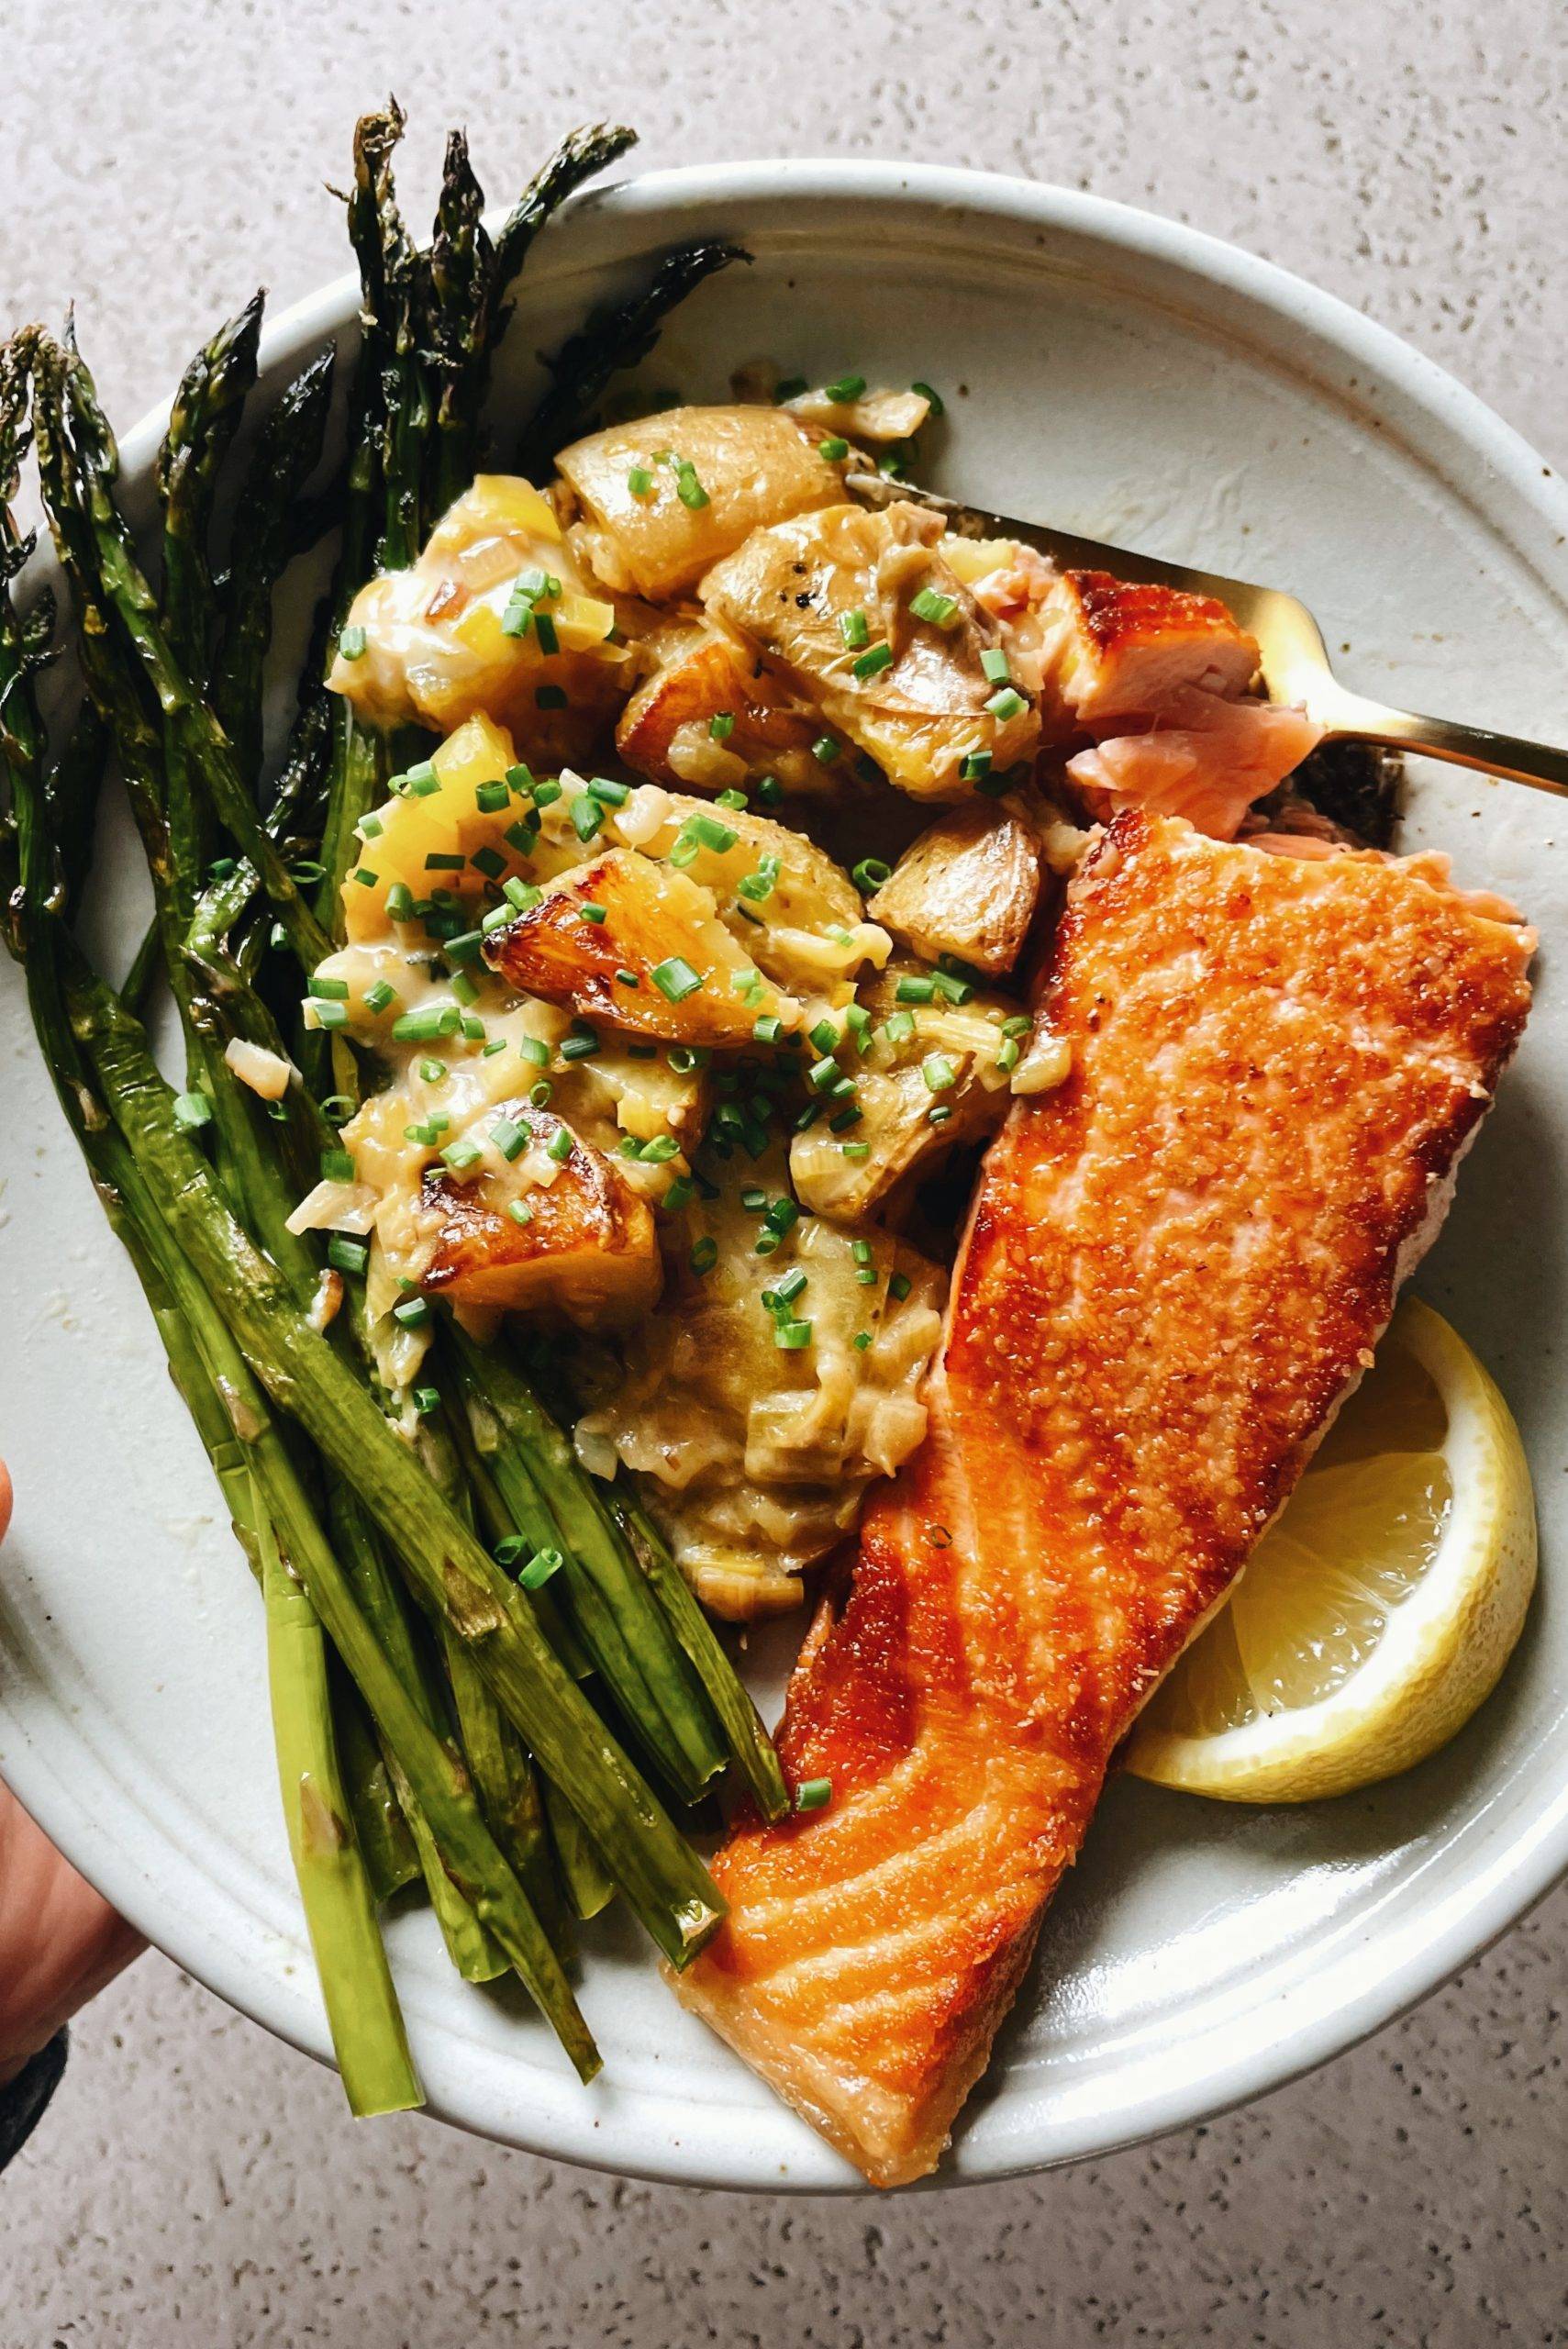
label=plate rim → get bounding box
[4,154,1566,2193]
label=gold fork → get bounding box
[849,473,1568,801]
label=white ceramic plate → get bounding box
[3,162,1567,2193]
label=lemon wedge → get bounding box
[1125,1297,1537,1803]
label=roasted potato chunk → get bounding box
[328,473,632,765]
[484,847,805,1044]
[867,799,1043,976]
[789,969,1019,1219]
[616,631,826,796]
[703,502,1039,800]
[615,790,889,995]
[556,406,846,601]
[422,1099,660,1322]
[573,1156,945,1617]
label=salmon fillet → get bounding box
[675,810,1532,2187]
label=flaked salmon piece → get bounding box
[1041,568,1259,727]
[1067,690,1324,838]
[675,810,1532,2187]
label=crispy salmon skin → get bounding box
[674,810,1532,2187]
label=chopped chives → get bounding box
[981,647,1012,685]
[384,882,416,921]
[327,1235,369,1275]
[321,1146,357,1184]
[884,1008,917,1044]
[529,1080,553,1108]
[662,1174,695,1211]
[756,775,784,807]
[809,1017,840,1054]
[417,1057,447,1084]
[910,586,959,628]
[363,980,398,1015]
[851,857,891,892]
[717,786,748,809]
[493,1534,528,1566]
[851,1329,873,1350]
[932,969,974,1005]
[587,774,630,806]
[929,1104,954,1125]
[651,956,703,1003]
[404,762,439,796]
[474,780,509,814]
[393,1294,433,1326]
[359,814,384,840]
[841,1141,871,1161]
[627,465,653,498]
[684,812,739,853]
[812,736,840,764]
[752,1013,784,1044]
[840,609,871,650]
[489,1118,526,1163]
[311,1002,350,1031]
[674,462,709,510]
[689,1235,718,1275]
[517,1035,550,1067]
[339,623,367,660]
[668,1043,711,1074]
[506,763,536,796]
[922,1052,958,1093]
[818,436,849,462]
[911,379,944,416]
[411,1386,441,1417]
[895,974,937,1005]
[504,875,542,911]
[985,685,1028,722]
[392,1008,447,1043]
[307,974,350,1000]
[889,1272,912,1301]
[773,1319,813,1350]
[995,1038,1021,1074]
[506,1198,536,1227]
[530,775,562,807]
[519,1547,564,1591]
[617,967,639,987]
[471,846,506,881]
[708,712,735,741]
[482,1039,506,1058]
[579,902,607,923]
[546,1127,574,1164]
[482,904,514,935]
[824,372,866,402]
[795,1776,832,1811]
[1002,1014,1032,1037]
[774,1266,807,1306]
[569,795,604,842]
[960,749,994,782]
[560,1030,601,1062]
[425,851,466,872]
[533,610,560,656]
[851,642,895,680]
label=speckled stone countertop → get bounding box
[3,3,1566,2340]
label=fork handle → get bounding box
[1320,687,1568,803]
